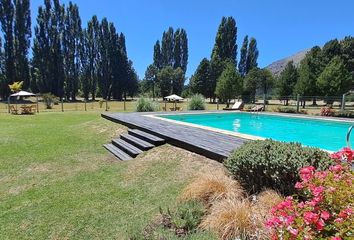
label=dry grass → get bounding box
[179,170,244,205]
[200,198,254,240]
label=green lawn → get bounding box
[0,112,218,239]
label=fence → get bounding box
[0,95,353,114]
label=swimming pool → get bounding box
[159,112,354,152]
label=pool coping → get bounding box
[102,110,352,159]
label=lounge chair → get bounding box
[223,101,243,111]
[247,105,264,112]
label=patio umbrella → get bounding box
[164,94,184,110]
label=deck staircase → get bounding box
[103,129,165,160]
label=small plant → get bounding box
[266,148,354,240]
[41,93,57,109]
[8,81,23,93]
[224,140,333,195]
[179,170,244,205]
[188,94,206,110]
[200,198,257,240]
[320,106,335,116]
[136,97,159,112]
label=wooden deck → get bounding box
[101,112,248,161]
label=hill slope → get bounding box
[266,49,309,75]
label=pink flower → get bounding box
[295,182,303,189]
[312,186,325,197]
[331,237,342,240]
[300,166,315,181]
[304,211,319,225]
[314,171,328,180]
[334,217,343,223]
[338,208,353,219]
[330,164,344,173]
[287,226,299,237]
[315,218,325,231]
[320,211,330,220]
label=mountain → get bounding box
[266,49,310,75]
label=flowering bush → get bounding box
[266,148,354,240]
[320,107,335,117]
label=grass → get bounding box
[0,112,220,239]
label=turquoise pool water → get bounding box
[159,112,354,151]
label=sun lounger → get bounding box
[223,101,243,111]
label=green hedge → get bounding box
[224,140,333,195]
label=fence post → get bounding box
[217,99,219,110]
[105,99,108,111]
[263,94,266,111]
[341,94,346,111]
[124,98,126,111]
[61,98,64,112]
[84,99,87,111]
[36,95,39,113]
[7,96,10,114]
[296,94,300,113]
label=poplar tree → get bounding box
[153,40,162,69]
[0,0,15,99]
[238,35,248,76]
[161,27,174,67]
[211,16,237,64]
[14,0,31,89]
[97,18,111,100]
[246,37,259,72]
[63,1,82,100]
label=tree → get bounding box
[14,0,31,90]
[340,36,354,78]
[295,46,323,105]
[209,56,226,102]
[126,60,139,98]
[0,0,15,99]
[153,40,162,70]
[83,15,100,100]
[190,58,210,97]
[246,37,259,72]
[243,68,259,103]
[277,61,298,105]
[317,56,353,102]
[0,29,7,99]
[320,39,341,66]
[63,1,82,100]
[32,0,65,98]
[215,62,242,107]
[171,67,185,95]
[8,80,22,92]
[157,66,174,97]
[97,18,112,100]
[258,68,274,95]
[161,27,174,67]
[173,28,188,73]
[211,16,237,64]
[143,64,158,99]
[238,35,248,76]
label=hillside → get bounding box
[266,49,309,75]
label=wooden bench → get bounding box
[10,105,18,115]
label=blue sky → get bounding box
[30,0,354,80]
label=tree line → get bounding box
[188,16,273,106]
[277,37,354,105]
[0,0,138,101]
[141,27,188,98]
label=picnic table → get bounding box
[20,105,36,114]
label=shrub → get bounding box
[188,94,206,110]
[333,110,354,118]
[200,198,256,240]
[136,97,159,112]
[98,99,104,108]
[266,148,354,240]
[41,93,57,109]
[276,106,297,113]
[179,170,244,205]
[320,106,335,116]
[224,140,333,195]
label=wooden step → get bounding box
[120,133,155,151]
[112,138,143,158]
[128,129,165,146]
[103,144,133,161]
